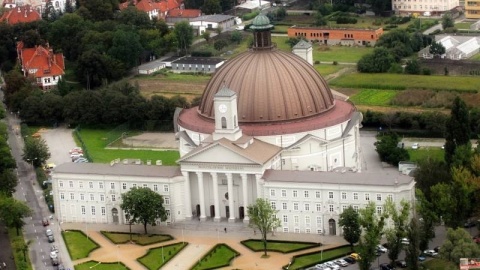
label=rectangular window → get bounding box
[143,184,148,188]
[165,197,170,205]
[353,192,358,200]
[90,194,94,201]
[305,216,311,226]
[283,215,288,223]
[342,205,348,211]
[315,191,321,198]
[293,202,299,211]
[89,182,93,189]
[101,207,106,216]
[305,203,310,211]
[81,206,85,215]
[281,190,287,197]
[306,228,311,233]
[294,215,299,226]
[132,183,137,188]
[329,204,334,212]
[377,194,382,201]
[353,205,359,212]
[166,209,171,217]
[304,191,309,198]
[99,182,104,189]
[293,190,298,197]
[316,216,322,226]
[111,195,116,201]
[154,184,158,191]
[365,193,370,201]
[270,189,276,197]
[80,194,85,201]
[100,194,105,201]
[329,191,334,199]
[271,201,276,210]
[341,192,347,200]
[59,181,64,188]
[60,193,65,200]
[377,206,382,215]
[91,206,96,215]
[79,182,83,189]
[282,202,288,210]
[110,183,115,189]
[122,183,127,190]
[388,194,393,201]
[163,184,169,192]
[69,181,73,188]
[316,203,321,212]
[70,193,74,200]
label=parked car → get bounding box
[377,244,388,253]
[396,260,407,268]
[401,238,410,245]
[324,261,340,269]
[51,257,59,266]
[465,220,477,228]
[334,259,349,267]
[424,249,438,257]
[42,218,49,226]
[50,251,58,259]
[46,229,55,242]
[70,153,84,160]
[69,147,83,154]
[73,157,89,163]
[411,143,419,149]
[343,256,356,264]
[418,255,426,261]
[350,253,361,260]
[379,263,394,270]
[57,264,65,270]
[51,245,58,253]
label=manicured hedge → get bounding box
[101,231,173,246]
[283,244,353,270]
[241,239,320,254]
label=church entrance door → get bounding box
[210,205,215,217]
[225,206,230,218]
[112,208,119,224]
[196,204,201,217]
[328,219,336,235]
[239,207,245,219]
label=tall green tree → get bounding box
[247,198,281,257]
[357,47,395,73]
[405,218,420,270]
[174,21,194,55]
[108,29,143,69]
[202,0,222,14]
[441,13,455,29]
[120,187,167,234]
[0,196,32,235]
[22,138,51,168]
[429,40,446,57]
[440,227,480,263]
[416,189,438,252]
[339,205,361,251]
[384,198,411,265]
[413,157,451,200]
[445,97,470,166]
[0,169,19,197]
[357,202,387,270]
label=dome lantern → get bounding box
[250,14,274,50]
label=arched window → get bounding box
[221,117,227,129]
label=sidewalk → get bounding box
[63,222,348,270]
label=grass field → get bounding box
[62,230,99,260]
[455,22,473,29]
[101,231,173,245]
[137,242,187,270]
[315,64,348,76]
[77,128,180,165]
[422,258,457,270]
[408,147,444,162]
[329,73,480,92]
[314,46,373,63]
[349,89,398,106]
[288,245,353,270]
[241,240,319,253]
[191,244,239,270]
[74,261,129,270]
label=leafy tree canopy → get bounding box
[339,205,361,251]
[247,198,281,256]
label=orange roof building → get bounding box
[0,5,41,25]
[287,26,384,46]
[166,9,201,23]
[17,42,65,91]
[119,0,182,20]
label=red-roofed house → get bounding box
[17,42,65,91]
[166,9,201,23]
[119,0,182,20]
[0,5,42,25]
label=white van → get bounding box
[423,11,431,16]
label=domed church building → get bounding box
[52,15,414,236]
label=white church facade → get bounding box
[51,14,415,236]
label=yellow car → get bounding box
[350,253,361,260]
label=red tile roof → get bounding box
[119,0,181,14]
[17,42,65,79]
[0,5,41,25]
[168,9,201,18]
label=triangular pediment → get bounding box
[178,143,260,165]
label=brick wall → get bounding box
[287,27,384,46]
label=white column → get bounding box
[227,173,235,222]
[241,173,249,223]
[255,174,263,198]
[211,172,221,222]
[182,171,192,220]
[197,172,206,221]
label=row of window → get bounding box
[278,206,384,225]
[270,189,393,202]
[59,193,170,205]
[273,201,384,214]
[78,205,171,217]
[59,181,169,192]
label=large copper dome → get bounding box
[198,48,335,123]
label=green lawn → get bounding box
[315,64,348,76]
[288,245,353,270]
[136,72,212,83]
[76,128,180,165]
[408,147,444,162]
[190,244,239,270]
[349,89,398,106]
[101,231,173,245]
[329,73,480,92]
[422,258,457,270]
[137,242,187,270]
[74,261,129,270]
[241,240,319,253]
[455,22,473,29]
[314,46,373,63]
[62,230,99,260]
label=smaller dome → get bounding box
[251,14,272,30]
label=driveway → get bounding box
[40,127,78,166]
